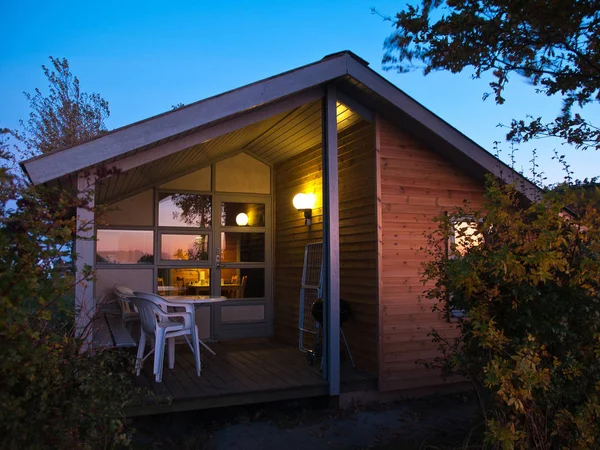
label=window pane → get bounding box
[159,193,212,227]
[221,232,265,262]
[220,268,264,299]
[96,230,154,264]
[157,268,211,297]
[161,234,209,261]
[221,202,265,227]
[452,221,481,256]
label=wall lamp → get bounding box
[293,193,315,226]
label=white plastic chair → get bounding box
[135,290,218,356]
[128,294,201,383]
[113,285,139,330]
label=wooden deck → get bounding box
[126,339,376,416]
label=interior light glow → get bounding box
[236,212,249,226]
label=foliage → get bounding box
[12,56,110,157]
[380,0,600,151]
[1,123,131,447]
[421,176,600,448]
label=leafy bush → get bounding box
[0,136,133,449]
[422,176,600,449]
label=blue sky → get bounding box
[1,0,598,184]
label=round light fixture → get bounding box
[293,192,316,210]
[236,212,249,226]
[292,192,316,226]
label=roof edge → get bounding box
[20,49,541,203]
[344,58,542,201]
[22,51,352,185]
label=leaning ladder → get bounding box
[298,242,323,357]
[298,242,355,368]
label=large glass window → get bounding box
[221,232,265,262]
[161,234,209,261]
[157,268,211,297]
[221,202,265,227]
[96,230,154,264]
[159,193,212,228]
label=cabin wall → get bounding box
[378,117,485,392]
[273,120,378,372]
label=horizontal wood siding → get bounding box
[378,118,485,392]
[338,121,377,372]
[273,142,324,348]
[274,120,378,372]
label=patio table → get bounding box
[167,295,227,303]
[164,295,226,355]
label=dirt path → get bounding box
[133,394,480,449]
[206,401,477,450]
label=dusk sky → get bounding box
[2,0,598,184]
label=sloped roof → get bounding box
[20,50,542,200]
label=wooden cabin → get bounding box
[21,51,540,415]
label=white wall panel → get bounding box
[102,190,153,226]
[160,166,211,191]
[96,268,154,301]
[220,304,265,323]
[215,153,270,194]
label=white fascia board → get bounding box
[23,55,348,185]
[107,88,324,176]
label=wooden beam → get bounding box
[75,172,96,350]
[322,84,340,395]
[374,113,384,391]
[337,90,373,123]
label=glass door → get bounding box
[211,194,272,339]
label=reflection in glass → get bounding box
[157,268,211,297]
[161,234,209,261]
[221,202,265,227]
[96,230,154,264]
[159,193,212,227]
[221,233,265,262]
[220,268,265,299]
[451,221,481,256]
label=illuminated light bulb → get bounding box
[292,192,315,226]
[293,193,315,210]
[236,212,249,226]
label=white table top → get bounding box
[166,295,227,304]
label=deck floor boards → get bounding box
[127,338,375,416]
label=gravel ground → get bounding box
[132,393,481,449]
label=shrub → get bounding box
[422,176,600,449]
[0,141,133,449]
